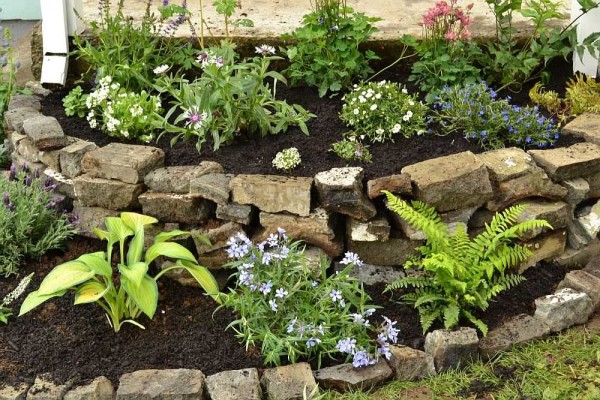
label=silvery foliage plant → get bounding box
[220,229,399,368]
[1,273,33,324]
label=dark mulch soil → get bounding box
[0,236,567,386]
[40,58,583,180]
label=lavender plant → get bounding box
[1,273,33,324]
[430,83,560,149]
[220,229,399,367]
[0,164,78,277]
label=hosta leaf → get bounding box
[178,261,221,303]
[19,290,67,316]
[145,242,197,265]
[74,281,109,304]
[105,217,134,244]
[154,229,190,243]
[38,261,95,295]
[122,275,158,319]
[78,252,112,277]
[118,262,149,287]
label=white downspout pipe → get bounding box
[571,0,600,77]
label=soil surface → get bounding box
[0,236,567,386]
[41,59,583,180]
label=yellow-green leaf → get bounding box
[19,290,67,316]
[93,228,110,241]
[179,262,221,303]
[122,275,158,319]
[121,212,158,231]
[74,281,109,304]
[38,261,95,295]
[118,262,149,287]
[145,242,197,265]
[154,229,190,243]
[79,252,112,277]
[105,217,134,243]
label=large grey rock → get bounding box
[515,200,570,240]
[520,230,567,272]
[74,175,144,210]
[556,239,600,268]
[138,192,213,224]
[478,147,538,182]
[557,270,600,310]
[314,167,376,221]
[193,221,244,254]
[25,81,51,97]
[584,171,600,198]
[366,173,412,199]
[333,262,405,285]
[424,327,479,372]
[38,149,62,171]
[529,143,600,181]
[230,174,312,217]
[216,202,254,225]
[562,113,600,144]
[573,199,600,241]
[260,363,318,400]
[205,368,261,400]
[387,345,436,381]
[402,151,493,213]
[59,140,97,178]
[313,360,392,391]
[22,116,67,150]
[584,254,600,279]
[43,168,75,198]
[27,375,69,400]
[0,383,30,400]
[562,178,590,206]
[189,173,232,205]
[116,369,205,399]
[72,202,120,238]
[8,93,41,111]
[348,236,418,266]
[81,143,165,184]
[534,288,594,332]
[4,107,41,133]
[259,208,342,256]
[347,217,390,242]
[144,162,224,194]
[63,377,114,400]
[479,314,551,359]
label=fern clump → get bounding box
[383,191,552,336]
[530,75,600,121]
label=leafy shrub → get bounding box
[272,147,301,172]
[340,81,428,142]
[62,86,88,118]
[330,137,373,163]
[431,83,560,149]
[1,273,33,324]
[220,230,399,367]
[0,164,77,277]
[156,43,314,152]
[530,75,600,122]
[403,0,481,101]
[20,212,220,332]
[383,192,552,335]
[282,1,380,97]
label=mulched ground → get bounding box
[40,58,583,180]
[0,236,567,386]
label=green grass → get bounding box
[318,325,600,400]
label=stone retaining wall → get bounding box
[3,89,600,398]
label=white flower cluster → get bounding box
[272,147,301,172]
[2,273,33,306]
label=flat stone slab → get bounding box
[205,368,262,400]
[216,202,254,225]
[139,192,213,224]
[43,168,75,198]
[116,369,205,399]
[74,174,144,210]
[557,270,600,310]
[22,115,67,150]
[0,383,30,400]
[562,177,590,205]
[348,236,418,266]
[424,327,479,372]
[515,200,570,240]
[27,375,69,400]
[313,360,393,391]
[261,363,319,400]
[230,174,312,217]
[534,288,594,332]
[402,151,493,212]
[478,147,538,182]
[8,93,41,111]
[144,162,224,193]
[528,143,600,181]
[479,314,551,359]
[556,239,600,268]
[333,262,405,285]
[520,230,567,272]
[387,345,436,381]
[81,143,165,184]
[347,217,390,242]
[72,203,120,237]
[189,173,232,205]
[366,173,412,199]
[193,221,244,254]
[562,113,600,144]
[58,140,97,178]
[4,107,41,133]
[64,377,114,400]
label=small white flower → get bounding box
[370,104,378,111]
[401,88,408,94]
[375,93,381,99]
[353,108,359,115]
[153,64,169,75]
[255,44,276,56]
[392,124,401,134]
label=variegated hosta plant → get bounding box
[19,212,220,332]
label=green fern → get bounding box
[383,191,552,335]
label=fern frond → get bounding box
[463,309,488,336]
[385,276,434,292]
[419,307,441,334]
[443,303,460,330]
[414,293,448,308]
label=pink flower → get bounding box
[444,31,458,40]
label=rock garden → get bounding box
[1,0,600,398]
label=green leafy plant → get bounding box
[62,86,89,118]
[272,147,302,172]
[330,137,372,163]
[1,273,33,324]
[383,191,552,335]
[156,42,314,152]
[282,0,380,97]
[19,212,220,332]
[340,81,428,142]
[220,230,399,367]
[431,82,560,149]
[0,164,78,277]
[530,75,600,122]
[0,143,7,167]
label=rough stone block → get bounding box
[25,81,51,97]
[81,143,165,184]
[27,375,68,400]
[515,200,570,240]
[348,236,419,266]
[144,162,224,193]
[424,327,479,372]
[333,262,405,286]
[478,147,538,182]
[139,192,213,224]
[44,168,75,198]
[193,221,244,254]
[562,178,590,206]
[4,107,41,133]
[347,217,390,242]
[534,288,594,332]
[189,173,232,205]
[205,368,262,400]
[59,140,97,178]
[216,202,254,225]
[556,239,600,268]
[260,363,318,400]
[38,149,62,171]
[584,254,600,279]
[402,151,493,212]
[230,174,312,217]
[8,93,41,111]
[0,383,30,400]
[479,314,551,359]
[366,173,412,199]
[74,174,144,210]
[314,167,376,221]
[22,116,67,150]
[73,202,120,238]
[557,270,600,310]
[64,377,114,400]
[520,230,567,272]
[116,369,205,400]
[313,360,392,391]
[529,143,600,181]
[17,136,41,163]
[387,345,436,381]
[562,113,600,145]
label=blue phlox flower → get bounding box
[352,350,376,368]
[287,317,297,333]
[269,299,278,312]
[336,338,357,354]
[330,289,343,302]
[340,251,363,267]
[379,343,392,360]
[259,280,273,295]
[275,288,288,298]
[306,337,321,348]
